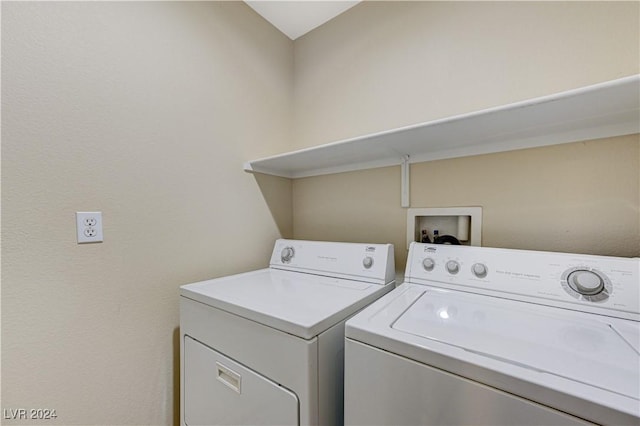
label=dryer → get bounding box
[180,239,395,426]
[345,243,639,425]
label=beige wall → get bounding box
[2,2,292,425]
[294,135,640,270]
[3,1,640,425]
[293,1,639,148]
[292,1,640,269]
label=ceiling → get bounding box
[245,1,360,40]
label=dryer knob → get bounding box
[446,260,460,275]
[281,247,295,263]
[422,257,435,271]
[363,256,374,269]
[472,263,488,278]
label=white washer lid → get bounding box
[181,268,391,339]
[392,289,640,399]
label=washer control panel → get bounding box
[405,243,640,320]
[561,267,611,302]
[270,239,395,286]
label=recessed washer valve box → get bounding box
[407,207,482,248]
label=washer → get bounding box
[345,243,639,425]
[180,239,395,426]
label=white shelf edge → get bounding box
[408,118,640,166]
[243,157,405,179]
[244,74,640,179]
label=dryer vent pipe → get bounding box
[457,216,470,242]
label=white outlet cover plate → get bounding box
[76,211,103,244]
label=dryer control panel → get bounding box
[270,239,396,286]
[405,243,639,321]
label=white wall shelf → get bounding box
[244,75,639,181]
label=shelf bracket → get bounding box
[401,155,410,208]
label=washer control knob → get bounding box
[363,256,374,269]
[446,260,460,275]
[280,246,295,263]
[422,257,435,272]
[472,263,488,278]
[567,270,604,295]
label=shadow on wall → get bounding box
[252,173,294,239]
[173,327,180,426]
[173,175,291,423]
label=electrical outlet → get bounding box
[76,212,103,244]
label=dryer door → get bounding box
[184,336,299,425]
